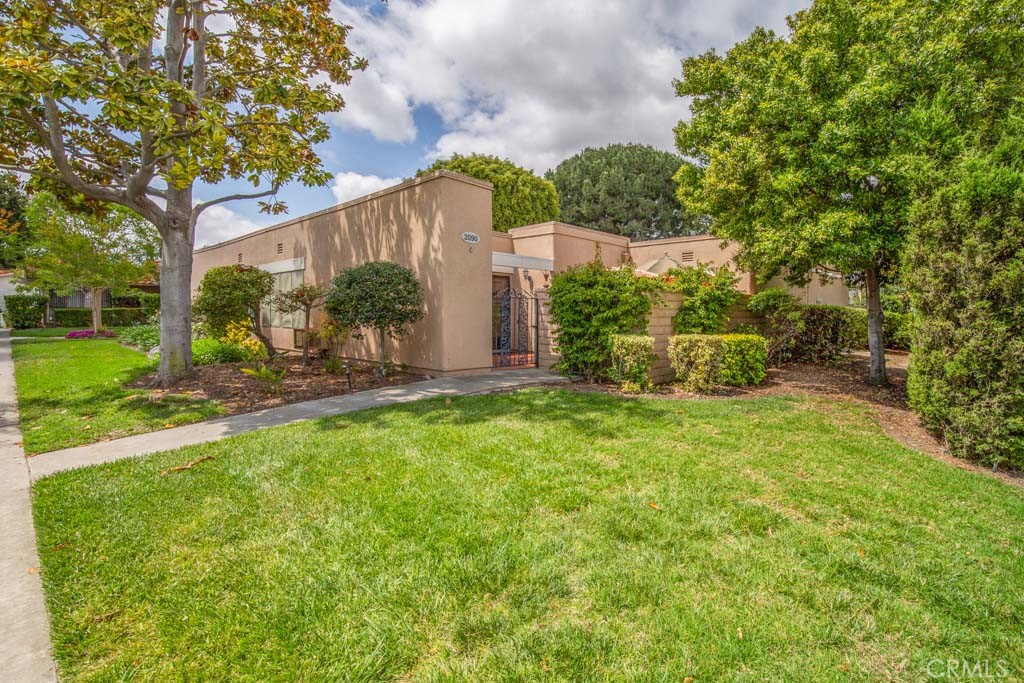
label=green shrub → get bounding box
[610,334,655,392]
[119,323,160,350]
[52,307,146,328]
[847,307,914,352]
[668,334,767,392]
[241,362,286,394]
[749,289,861,364]
[4,294,47,328]
[138,292,160,319]
[904,114,1024,467]
[324,261,425,375]
[547,261,652,381]
[191,338,248,365]
[882,310,913,351]
[662,264,741,334]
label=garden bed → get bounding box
[128,354,423,415]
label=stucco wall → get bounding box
[191,171,494,375]
[763,271,851,306]
[505,222,630,272]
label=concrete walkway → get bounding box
[0,331,58,681]
[29,367,565,480]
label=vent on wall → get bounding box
[276,242,283,255]
[679,251,695,263]
[237,253,243,263]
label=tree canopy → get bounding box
[21,192,159,331]
[0,175,30,269]
[0,1,365,381]
[671,0,1021,385]
[546,144,707,240]
[418,154,559,232]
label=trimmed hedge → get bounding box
[610,334,655,393]
[52,307,147,328]
[139,292,160,319]
[668,334,767,393]
[4,294,47,329]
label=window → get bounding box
[261,269,304,329]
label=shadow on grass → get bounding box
[311,387,796,441]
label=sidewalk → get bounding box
[0,331,58,681]
[29,368,565,480]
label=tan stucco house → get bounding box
[192,170,849,376]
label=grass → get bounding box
[10,327,127,338]
[32,389,1024,681]
[13,340,224,454]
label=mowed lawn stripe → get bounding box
[32,389,1024,681]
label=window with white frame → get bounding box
[261,269,304,329]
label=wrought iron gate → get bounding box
[492,287,538,368]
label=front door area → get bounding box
[491,275,538,368]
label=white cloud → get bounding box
[327,68,418,143]
[330,171,403,204]
[194,205,266,248]
[333,0,808,172]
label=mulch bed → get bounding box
[550,351,1024,488]
[129,355,422,415]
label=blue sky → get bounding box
[194,0,809,247]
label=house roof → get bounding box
[639,252,682,275]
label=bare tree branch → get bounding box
[193,184,279,214]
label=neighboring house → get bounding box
[192,170,850,376]
[43,276,159,322]
[0,270,18,327]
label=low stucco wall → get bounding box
[191,171,494,376]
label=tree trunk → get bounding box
[865,266,888,386]
[378,327,388,376]
[252,311,277,360]
[89,287,105,332]
[157,223,194,384]
[301,304,312,366]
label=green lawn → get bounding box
[13,340,224,454]
[32,390,1024,681]
[10,327,127,338]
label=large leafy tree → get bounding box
[418,154,559,232]
[674,1,924,385]
[675,0,1024,387]
[0,1,365,383]
[21,192,159,331]
[0,175,30,268]
[546,143,708,240]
